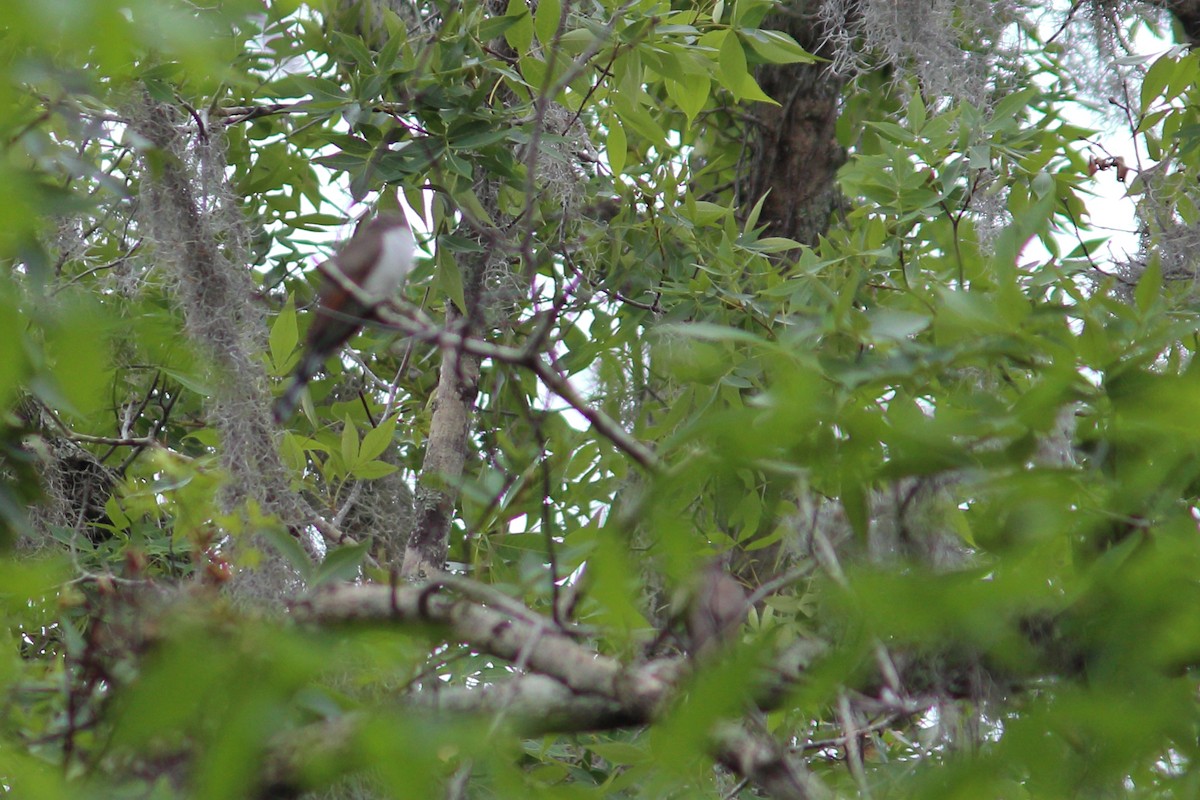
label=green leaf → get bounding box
[1141,52,1177,109]
[341,415,361,468]
[41,294,113,419]
[160,367,213,398]
[865,308,931,342]
[748,237,802,253]
[0,286,25,409]
[439,234,487,254]
[557,27,600,54]
[450,185,496,227]
[732,0,773,26]
[504,0,533,54]
[350,461,400,479]
[665,73,710,122]
[279,431,307,473]
[435,250,468,313]
[290,213,347,230]
[375,17,407,71]
[1167,51,1199,102]
[686,199,730,226]
[479,13,522,43]
[865,120,916,144]
[1134,258,1162,314]
[659,322,771,347]
[534,0,561,47]
[519,54,547,90]
[312,542,370,587]
[717,31,776,104]
[258,526,314,578]
[985,88,1037,131]
[105,495,131,532]
[842,481,869,542]
[360,415,399,462]
[606,116,627,176]
[612,95,669,148]
[744,191,769,234]
[332,32,374,70]
[269,296,298,375]
[739,29,817,65]
[907,90,927,130]
[1031,171,1055,198]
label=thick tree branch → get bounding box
[290,581,839,799]
[1162,0,1200,44]
[416,673,637,733]
[712,722,833,800]
[298,582,638,698]
[401,308,480,580]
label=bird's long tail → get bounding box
[272,349,326,423]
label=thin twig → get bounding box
[837,692,872,799]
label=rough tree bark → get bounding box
[401,305,481,579]
[741,2,846,246]
[1165,0,1200,43]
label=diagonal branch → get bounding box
[376,303,661,470]
[527,355,659,470]
[292,580,836,799]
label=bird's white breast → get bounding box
[361,226,415,301]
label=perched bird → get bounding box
[685,557,749,659]
[273,205,414,422]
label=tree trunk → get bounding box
[741,2,846,245]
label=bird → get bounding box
[273,204,414,423]
[685,557,749,659]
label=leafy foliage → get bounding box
[3,0,1200,798]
